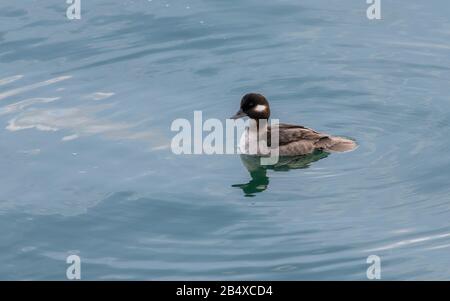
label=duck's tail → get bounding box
[317,136,358,153]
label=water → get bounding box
[1,0,450,280]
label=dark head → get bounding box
[231,93,270,120]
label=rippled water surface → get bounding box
[1,0,450,280]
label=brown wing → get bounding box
[269,123,327,146]
[268,123,356,155]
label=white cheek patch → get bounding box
[254,104,266,112]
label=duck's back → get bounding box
[269,123,357,156]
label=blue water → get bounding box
[1,0,450,280]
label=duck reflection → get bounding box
[232,150,329,196]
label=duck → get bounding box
[230,93,357,156]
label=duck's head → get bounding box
[231,93,270,120]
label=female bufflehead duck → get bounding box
[231,93,357,156]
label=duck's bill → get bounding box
[230,110,247,119]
